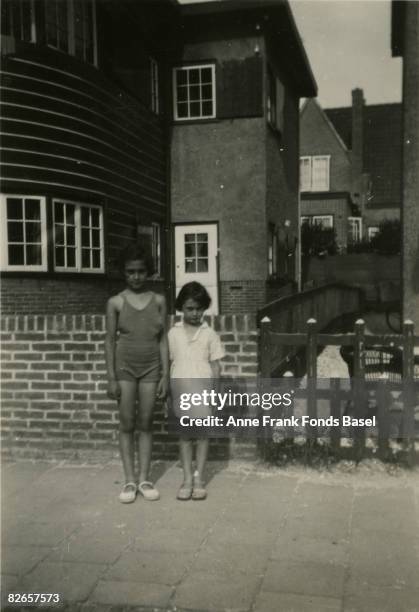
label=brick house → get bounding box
[171,1,316,314]
[300,90,402,250]
[1,0,316,315]
[0,0,178,314]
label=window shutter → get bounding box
[217,56,263,119]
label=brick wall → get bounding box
[220,281,266,314]
[0,314,258,460]
[0,278,165,314]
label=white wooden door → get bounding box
[174,224,219,314]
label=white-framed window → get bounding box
[300,156,330,192]
[313,215,333,228]
[138,222,162,277]
[348,217,363,243]
[368,226,379,240]
[2,0,36,42]
[268,224,278,276]
[173,64,216,121]
[301,215,333,228]
[300,157,311,192]
[45,0,97,65]
[0,195,48,271]
[150,57,159,115]
[53,200,104,272]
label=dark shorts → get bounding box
[115,363,160,383]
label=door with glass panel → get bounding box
[174,224,218,314]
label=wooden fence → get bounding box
[257,283,364,375]
[259,317,419,464]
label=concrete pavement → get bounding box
[1,459,419,611]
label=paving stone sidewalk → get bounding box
[1,459,419,612]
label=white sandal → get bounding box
[138,481,160,501]
[119,482,137,503]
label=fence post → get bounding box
[353,319,366,460]
[330,378,341,453]
[402,320,415,466]
[306,318,318,442]
[259,316,272,459]
[259,317,272,379]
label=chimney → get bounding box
[351,88,365,179]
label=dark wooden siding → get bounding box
[0,42,168,267]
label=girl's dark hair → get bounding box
[118,242,154,274]
[175,282,211,311]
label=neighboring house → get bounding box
[1,0,316,316]
[392,1,419,330]
[0,0,177,314]
[170,0,316,313]
[300,90,402,249]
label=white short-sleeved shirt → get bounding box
[168,321,225,379]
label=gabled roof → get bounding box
[325,103,402,208]
[178,0,317,97]
[301,98,349,155]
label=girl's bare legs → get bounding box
[118,380,138,483]
[137,381,158,483]
[195,437,209,484]
[179,438,193,485]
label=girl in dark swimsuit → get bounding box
[105,244,169,503]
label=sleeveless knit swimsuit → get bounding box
[115,293,162,382]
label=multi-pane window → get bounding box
[0,196,47,271]
[54,200,103,272]
[1,0,36,42]
[184,233,208,272]
[300,158,311,192]
[301,215,333,228]
[348,217,362,243]
[45,0,96,65]
[173,64,216,120]
[300,156,330,192]
[150,58,159,114]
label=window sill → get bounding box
[172,117,219,126]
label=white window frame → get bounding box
[312,215,333,228]
[312,155,330,192]
[300,155,330,192]
[172,63,216,121]
[368,226,379,240]
[150,57,159,115]
[300,156,311,192]
[348,216,363,242]
[0,195,48,272]
[300,216,310,225]
[45,0,97,66]
[53,199,104,273]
